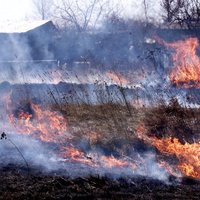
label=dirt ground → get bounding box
[0,165,199,200]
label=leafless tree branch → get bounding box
[54,0,111,31]
[32,0,54,20]
[161,0,200,29]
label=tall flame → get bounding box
[152,138,200,178]
[164,37,200,88]
[136,123,200,178]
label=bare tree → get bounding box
[143,0,148,23]
[54,0,111,31]
[131,0,158,24]
[161,0,184,25]
[161,0,200,29]
[181,0,200,29]
[32,0,54,20]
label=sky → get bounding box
[0,0,161,22]
[0,0,33,21]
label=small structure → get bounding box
[0,20,56,61]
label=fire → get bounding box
[159,160,182,178]
[60,146,139,170]
[50,70,64,84]
[60,146,93,165]
[6,98,138,171]
[9,103,69,143]
[100,156,138,170]
[106,70,128,86]
[164,37,200,88]
[136,123,200,178]
[4,93,200,179]
[152,138,200,178]
[100,155,129,168]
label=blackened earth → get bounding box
[0,164,199,200]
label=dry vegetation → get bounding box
[143,98,200,144]
[51,103,141,156]
[52,97,200,149]
[2,94,200,199]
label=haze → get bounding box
[0,0,161,22]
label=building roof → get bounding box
[0,20,51,33]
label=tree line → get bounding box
[32,0,200,31]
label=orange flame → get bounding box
[152,138,200,178]
[106,71,128,86]
[9,103,69,143]
[164,37,200,88]
[60,146,93,165]
[100,155,129,168]
[136,123,200,178]
[4,92,200,178]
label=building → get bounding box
[0,20,56,61]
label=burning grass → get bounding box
[53,99,200,145]
[168,38,200,88]
[2,29,200,199]
[1,81,200,197]
[50,99,200,179]
[156,37,200,89]
[1,89,200,194]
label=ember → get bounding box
[106,70,128,86]
[100,155,130,168]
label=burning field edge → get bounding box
[1,35,200,199]
[1,100,200,189]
